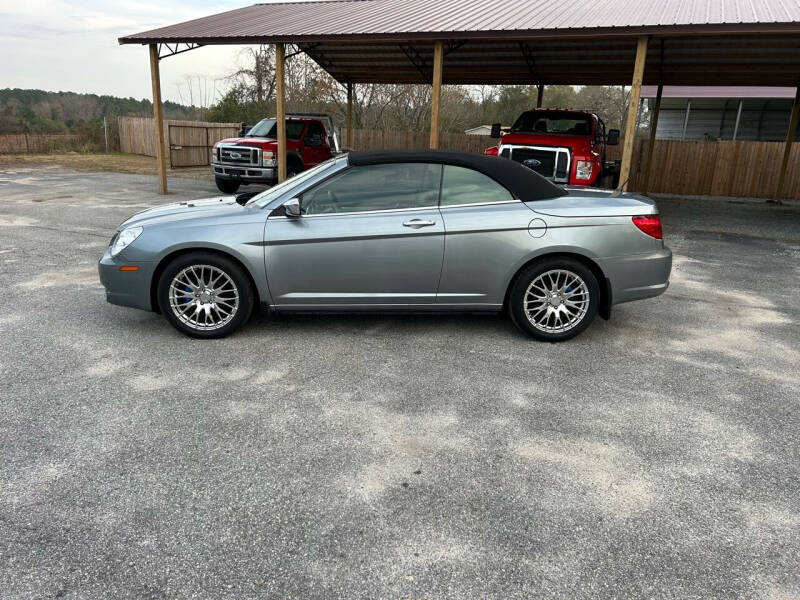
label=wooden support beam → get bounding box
[430,40,444,149]
[148,44,167,195]
[681,99,692,140]
[346,83,354,149]
[774,86,800,203]
[619,35,648,191]
[275,43,287,183]
[732,99,744,140]
[536,85,544,108]
[642,83,662,194]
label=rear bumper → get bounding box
[602,246,672,305]
[212,163,276,183]
[98,250,156,311]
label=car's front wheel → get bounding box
[215,177,240,194]
[509,257,599,342]
[157,252,254,339]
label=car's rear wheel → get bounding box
[215,177,240,194]
[157,253,254,339]
[509,257,599,342]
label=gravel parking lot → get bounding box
[1,164,799,599]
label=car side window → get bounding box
[287,121,306,140]
[302,163,442,215]
[440,165,514,206]
[305,123,325,146]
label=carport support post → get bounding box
[275,43,287,183]
[148,44,167,195]
[619,35,648,191]
[642,83,663,194]
[346,83,354,149]
[774,86,800,203]
[429,40,444,149]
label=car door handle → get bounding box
[403,219,436,229]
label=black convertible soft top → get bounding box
[347,149,566,202]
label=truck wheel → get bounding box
[215,178,240,194]
[287,158,304,180]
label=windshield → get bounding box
[510,111,592,136]
[246,118,306,140]
[249,158,340,207]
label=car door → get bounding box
[436,164,542,308]
[264,162,445,308]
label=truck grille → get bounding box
[500,145,571,183]
[217,146,260,167]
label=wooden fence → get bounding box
[0,134,84,153]
[117,118,800,200]
[628,139,800,200]
[344,128,493,154]
[118,117,241,167]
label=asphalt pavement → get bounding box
[1,164,799,599]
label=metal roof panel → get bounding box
[120,0,800,43]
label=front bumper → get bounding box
[98,249,156,311]
[602,246,673,305]
[212,162,276,183]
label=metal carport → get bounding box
[119,0,800,201]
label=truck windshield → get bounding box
[246,118,306,139]
[510,111,592,136]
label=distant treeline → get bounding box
[0,88,203,152]
[0,88,199,135]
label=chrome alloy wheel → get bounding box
[168,265,239,331]
[524,269,590,333]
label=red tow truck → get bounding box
[485,109,621,188]
[211,113,339,194]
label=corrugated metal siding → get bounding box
[120,0,800,43]
[654,100,798,141]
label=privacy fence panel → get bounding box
[118,117,240,167]
[630,139,800,200]
[0,134,83,153]
[345,128,492,154]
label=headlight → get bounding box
[110,226,143,257]
[262,151,275,167]
[576,160,593,180]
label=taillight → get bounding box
[632,215,662,239]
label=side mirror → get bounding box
[284,197,302,218]
[606,129,620,146]
[490,123,502,139]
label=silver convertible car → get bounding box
[99,150,671,341]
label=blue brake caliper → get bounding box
[184,285,193,303]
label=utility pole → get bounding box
[103,116,109,153]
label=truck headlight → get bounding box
[110,226,143,257]
[576,160,593,180]
[262,151,276,167]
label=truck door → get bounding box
[302,122,330,166]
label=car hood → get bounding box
[218,137,277,146]
[500,132,589,148]
[119,196,250,229]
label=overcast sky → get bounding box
[0,0,311,105]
